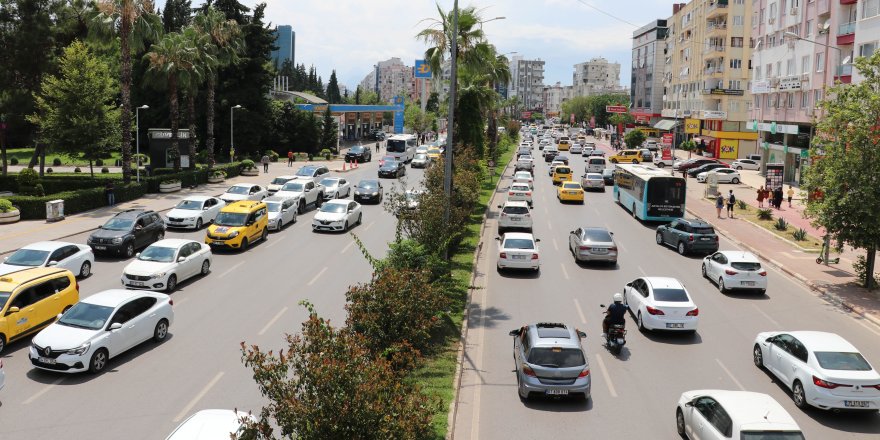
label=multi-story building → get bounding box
[509,56,546,111]
[358,58,416,103]
[542,82,572,117]
[270,25,295,68]
[631,20,670,126]
[572,57,622,96]
[662,0,757,160]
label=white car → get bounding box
[548,160,565,176]
[166,409,256,440]
[497,200,532,232]
[294,165,330,183]
[697,168,742,184]
[512,171,534,188]
[676,390,803,440]
[515,155,534,171]
[264,196,298,230]
[29,289,174,374]
[581,142,596,156]
[623,277,699,332]
[0,241,94,278]
[165,196,226,229]
[320,177,351,199]
[507,183,533,206]
[653,156,678,168]
[411,153,431,168]
[580,173,605,191]
[312,199,362,232]
[496,232,540,272]
[121,239,212,292]
[702,251,767,294]
[220,183,268,204]
[753,331,880,411]
[731,158,761,170]
[415,145,429,155]
[267,175,297,194]
[569,143,583,154]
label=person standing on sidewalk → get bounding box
[287,150,293,167]
[787,185,795,207]
[104,181,115,206]
[261,154,270,173]
[715,192,725,218]
[773,186,783,210]
[726,190,736,219]
[757,186,766,208]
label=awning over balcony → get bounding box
[654,119,679,131]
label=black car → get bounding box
[602,167,615,185]
[87,209,166,257]
[368,130,386,141]
[345,145,372,163]
[552,155,570,165]
[655,218,719,255]
[378,160,406,178]
[687,163,728,177]
[353,179,384,203]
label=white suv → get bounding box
[497,200,533,232]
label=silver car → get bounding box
[580,173,605,192]
[568,226,618,264]
[264,196,298,231]
[509,322,590,400]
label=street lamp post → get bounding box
[135,105,149,183]
[230,105,242,161]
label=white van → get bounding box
[586,157,606,174]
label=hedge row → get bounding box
[141,162,242,192]
[6,182,148,220]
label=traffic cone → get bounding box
[354,160,358,169]
[343,161,347,171]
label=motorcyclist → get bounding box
[602,293,628,338]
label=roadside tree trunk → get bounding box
[866,246,877,290]
[187,91,197,170]
[169,76,181,171]
[119,11,133,184]
[205,75,216,168]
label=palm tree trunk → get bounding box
[187,91,197,170]
[169,77,181,171]
[119,6,133,184]
[205,75,216,168]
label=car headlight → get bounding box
[152,272,167,279]
[229,231,240,238]
[112,237,124,244]
[371,192,378,196]
[66,342,90,355]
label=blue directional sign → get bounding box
[414,60,432,78]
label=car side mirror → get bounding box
[246,221,254,226]
[685,401,695,408]
[494,236,501,241]
[178,256,186,263]
[7,306,20,314]
[765,337,774,343]
[203,207,210,210]
[109,322,123,331]
[508,329,522,337]
[576,330,587,339]
[48,260,58,266]
[135,252,140,258]
[497,204,502,208]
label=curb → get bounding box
[685,206,880,329]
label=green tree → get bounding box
[326,70,342,104]
[28,41,120,177]
[425,91,440,113]
[319,106,338,153]
[161,0,191,33]
[180,25,212,169]
[90,0,163,184]
[678,139,696,158]
[803,52,880,289]
[624,129,646,149]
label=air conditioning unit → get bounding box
[790,7,798,15]
[768,17,776,24]
[801,73,810,81]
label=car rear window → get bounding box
[511,184,530,191]
[562,183,580,189]
[589,158,605,164]
[731,262,762,271]
[583,230,613,242]
[503,238,535,249]
[741,432,805,440]
[555,167,571,174]
[814,352,873,371]
[652,288,690,302]
[503,206,529,215]
[693,227,716,235]
[527,347,585,368]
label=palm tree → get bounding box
[192,6,242,168]
[143,31,203,171]
[180,26,214,170]
[417,4,491,80]
[90,0,162,183]
[482,49,511,161]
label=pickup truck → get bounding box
[273,178,326,213]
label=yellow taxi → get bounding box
[426,148,442,161]
[557,139,571,151]
[608,149,642,164]
[552,165,573,185]
[205,200,269,251]
[557,181,585,204]
[0,267,79,353]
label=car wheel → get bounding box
[676,408,687,437]
[276,220,282,231]
[195,218,203,229]
[200,259,210,276]
[792,380,807,409]
[344,219,350,231]
[637,312,646,332]
[718,277,727,293]
[632,204,637,219]
[736,166,743,170]
[261,228,268,242]
[753,344,764,369]
[677,241,687,256]
[299,200,306,214]
[153,319,169,342]
[656,232,664,245]
[0,334,6,354]
[731,177,740,184]
[656,162,665,168]
[357,213,362,225]
[632,159,638,164]
[610,159,618,163]
[316,197,323,208]
[166,274,177,292]
[80,260,92,278]
[88,348,109,374]
[240,237,249,252]
[701,264,707,278]
[124,242,135,258]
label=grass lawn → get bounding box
[408,139,517,438]
[4,148,123,167]
[722,201,823,251]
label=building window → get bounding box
[730,59,743,69]
[801,55,810,74]
[776,61,782,76]
[731,37,744,47]
[814,89,822,106]
[755,95,761,108]
[770,3,777,19]
[788,92,795,108]
[787,58,795,75]
[864,0,880,19]
[728,80,742,90]
[805,19,813,38]
[816,52,824,72]
[801,91,809,108]
[767,63,773,77]
[760,8,765,24]
[733,15,744,26]
[859,42,877,58]
[753,12,758,28]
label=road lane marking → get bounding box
[560,262,570,280]
[173,371,225,422]
[341,240,355,254]
[573,298,587,324]
[307,267,328,286]
[616,241,627,253]
[265,235,286,248]
[543,206,548,215]
[751,303,782,328]
[259,306,288,335]
[595,354,618,398]
[218,261,245,279]
[552,238,559,251]
[547,221,553,230]
[23,377,64,405]
[363,221,375,231]
[638,265,647,276]
[715,358,746,391]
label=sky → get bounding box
[165,1,675,91]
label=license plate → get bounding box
[94,245,107,250]
[38,357,56,365]
[741,281,755,286]
[515,193,524,196]
[700,237,712,241]
[546,389,569,395]
[512,255,526,260]
[510,218,520,221]
[666,323,685,329]
[130,281,144,287]
[845,401,870,408]
[592,248,608,254]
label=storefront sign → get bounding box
[719,139,738,159]
[521,111,532,119]
[661,148,672,160]
[605,105,627,113]
[702,110,727,119]
[662,133,673,145]
[751,80,770,94]
[778,76,802,91]
[684,118,701,134]
[708,88,744,96]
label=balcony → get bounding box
[702,45,726,55]
[834,64,852,84]
[706,0,729,19]
[706,23,728,36]
[837,22,855,45]
[703,66,726,77]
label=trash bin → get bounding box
[46,199,65,223]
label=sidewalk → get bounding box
[589,137,880,327]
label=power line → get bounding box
[573,0,641,28]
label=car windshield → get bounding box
[5,249,50,266]
[555,167,571,174]
[527,347,586,368]
[511,185,530,191]
[58,302,114,331]
[515,173,531,179]
[226,185,250,194]
[271,177,292,185]
[296,167,316,177]
[652,288,690,302]
[415,154,427,160]
[428,149,441,155]
[740,432,805,440]
[583,229,613,242]
[281,182,305,192]
[731,262,762,271]
[562,183,580,189]
[358,181,378,189]
[814,352,873,371]
[503,238,535,249]
[382,161,399,168]
[138,246,176,263]
[214,212,248,227]
[321,203,347,213]
[320,179,339,187]
[175,200,204,210]
[265,202,282,212]
[350,146,364,153]
[102,218,134,231]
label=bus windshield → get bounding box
[387,139,407,153]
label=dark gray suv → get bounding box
[655,218,719,255]
[87,209,166,257]
[509,322,590,401]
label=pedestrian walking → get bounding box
[104,181,115,206]
[261,154,270,173]
[726,190,736,218]
[756,186,766,208]
[773,187,784,210]
[715,192,724,218]
[287,150,293,167]
[787,185,795,207]
[375,142,380,152]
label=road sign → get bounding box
[605,105,627,113]
[521,111,532,120]
[662,133,673,145]
[414,60,432,78]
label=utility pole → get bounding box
[443,0,459,258]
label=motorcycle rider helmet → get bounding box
[613,293,623,303]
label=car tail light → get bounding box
[522,364,537,377]
[869,384,880,390]
[686,308,699,316]
[500,252,507,259]
[509,191,514,196]
[579,246,589,251]
[526,192,532,196]
[169,298,174,306]
[725,269,738,275]
[715,236,719,242]
[531,253,539,260]
[688,234,694,242]
[75,281,80,292]
[646,306,665,315]
[610,246,618,252]
[813,376,850,389]
[578,367,590,378]
[758,270,767,276]
[500,212,507,217]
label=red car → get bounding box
[674,158,718,172]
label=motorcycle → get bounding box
[599,304,627,355]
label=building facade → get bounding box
[542,82,571,117]
[631,20,669,126]
[572,57,622,96]
[509,56,546,111]
[270,25,295,68]
[358,58,418,104]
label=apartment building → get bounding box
[631,20,670,126]
[358,58,418,104]
[509,56,546,111]
[572,57,622,96]
[662,0,758,159]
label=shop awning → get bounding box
[653,119,678,131]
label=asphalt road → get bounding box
[453,140,880,439]
[0,154,427,438]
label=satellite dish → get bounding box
[842,55,852,65]
[820,21,830,32]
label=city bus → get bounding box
[613,164,686,221]
[386,134,417,163]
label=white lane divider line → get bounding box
[259,306,289,336]
[547,221,553,230]
[218,261,245,279]
[23,377,64,405]
[173,371,225,422]
[265,235,286,248]
[595,354,618,398]
[715,358,746,391]
[616,241,627,253]
[573,298,587,324]
[341,240,355,254]
[363,221,375,231]
[307,267,328,286]
[638,265,647,276]
[543,206,549,215]
[552,238,559,251]
[560,263,570,280]
[751,303,782,329]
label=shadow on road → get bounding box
[466,304,510,329]
[522,395,593,412]
[637,328,703,346]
